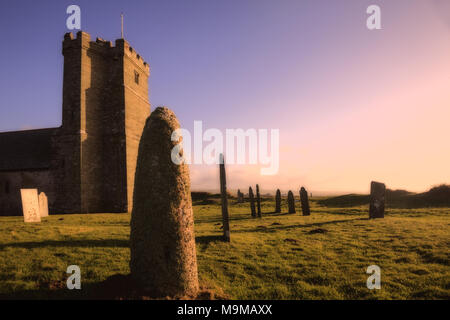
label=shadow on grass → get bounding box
[234,217,368,234]
[0,274,229,300]
[0,239,129,250]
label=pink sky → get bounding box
[189,1,450,195]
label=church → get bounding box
[0,31,151,215]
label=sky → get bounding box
[0,0,449,194]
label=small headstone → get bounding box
[130,107,198,298]
[39,192,49,217]
[219,154,231,242]
[287,190,296,214]
[369,181,385,219]
[299,187,310,216]
[237,189,244,203]
[275,189,281,213]
[256,184,262,218]
[249,187,256,217]
[20,189,41,223]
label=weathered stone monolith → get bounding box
[249,187,256,217]
[219,154,231,242]
[287,190,296,214]
[275,189,281,213]
[256,184,262,218]
[299,187,310,216]
[369,181,385,219]
[130,107,198,298]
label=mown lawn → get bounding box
[0,198,448,299]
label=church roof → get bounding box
[0,128,57,171]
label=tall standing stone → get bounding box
[249,187,256,217]
[369,181,385,219]
[130,107,198,298]
[256,184,262,218]
[20,189,41,223]
[219,154,231,242]
[299,187,310,216]
[275,189,281,213]
[39,192,49,217]
[287,190,296,214]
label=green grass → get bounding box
[0,198,448,299]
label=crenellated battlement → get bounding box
[115,38,150,73]
[63,31,149,73]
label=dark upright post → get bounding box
[275,189,281,213]
[219,154,231,241]
[256,184,262,218]
[249,187,256,217]
[287,190,296,214]
[299,187,310,216]
[369,181,385,219]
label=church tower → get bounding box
[53,31,150,213]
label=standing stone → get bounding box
[237,189,244,203]
[249,187,256,217]
[39,192,49,217]
[275,189,281,213]
[20,189,41,223]
[256,184,262,218]
[219,154,231,242]
[287,190,296,214]
[369,181,385,219]
[130,107,198,298]
[299,187,310,216]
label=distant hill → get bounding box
[317,185,450,208]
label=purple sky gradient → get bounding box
[0,0,449,194]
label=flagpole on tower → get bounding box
[121,13,124,39]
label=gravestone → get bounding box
[219,154,231,242]
[20,189,41,223]
[299,187,310,216]
[237,189,244,203]
[256,184,262,218]
[287,190,296,214]
[39,192,49,217]
[275,189,281,213]
[369,181,385,219]
[249,187,256,217]
[130,107,199,298]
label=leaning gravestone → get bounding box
[256,184,262,218]
[299,187,310,216]
[39,192,49,217]
[287,190,296,214]
[275,189,281,213]
[20,189,41,223]
[249,187,256,217]
[130,107,199,298]
[369,181,385,219]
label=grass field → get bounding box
[0,198,448,299]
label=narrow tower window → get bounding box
[134,70,140,84]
